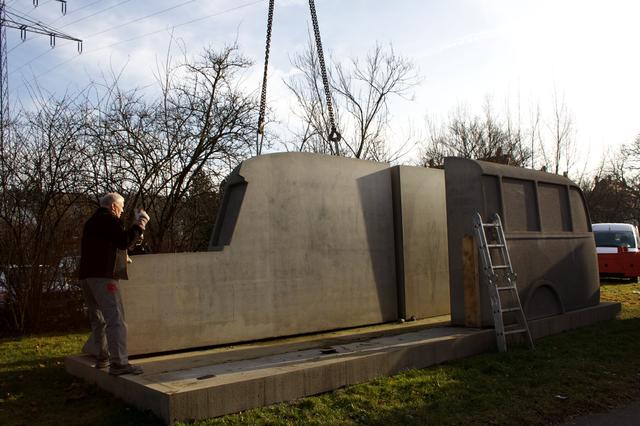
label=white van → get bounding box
[592,223,640,254]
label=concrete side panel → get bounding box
[444,157,600,327]
[444,158,485,325]
[122,153,398,355]
[392,166,450,319]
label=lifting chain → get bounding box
[256,0,275,155]
[256,0,341,156]
[308,0,341,150]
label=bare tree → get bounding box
[539,89,575,175]
[90,45,257,252]
[0,45,259,333]
[582,147,640,224]
[621,133,640,172]
[0,88,93,332]
[420,101,531,168]
[527,104,542,169]
[285,39,419,162]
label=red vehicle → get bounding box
[593,223,640,281]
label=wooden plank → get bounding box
[463,235,481,327]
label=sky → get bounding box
[5,0,640,173]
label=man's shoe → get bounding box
[109,363,143,376]
[95,358,109,369]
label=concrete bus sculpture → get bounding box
[117,153,599,356]
[66,153,616,423]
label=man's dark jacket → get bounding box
[79,207,143,280]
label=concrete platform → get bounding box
[65,303,620,424]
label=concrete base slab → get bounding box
[66,303,620,424]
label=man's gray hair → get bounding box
[100,192,124,208]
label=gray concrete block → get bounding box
[303,359,348,396]
[113,153,463,356]
[263,368,306,405]
[529,318,549,340]
[344,352,389,385]
[66,302,619,424]
[385,346,421,373]
[168,375,266,422]
[122,153,400,355]
[391,166,450,320]
[548,314,570,336]
[65,355,170,421]
[453,331,495,358]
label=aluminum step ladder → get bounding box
[472,212,534,352]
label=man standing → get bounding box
[79,192,150,376]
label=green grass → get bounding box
[1,284,639,425]
[0,332,158,426]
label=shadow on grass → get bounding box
[0,328,90,341]
[2,296,639,425]
[197,316,640,426]
[352,317,640,426]
[600,276,638,285]
[0,355,162,426]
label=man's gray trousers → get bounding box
[81,278,128,365]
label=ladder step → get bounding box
[493,265,510,269]
[501,307,521,313]
[496,286,515,291]
[504,328,527,336]
[482,223,499,228]
[487,244,505,248]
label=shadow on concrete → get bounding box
[519,237,599,320]
[209,168,247,251]
[357,169,398,321]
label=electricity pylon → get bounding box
[0,0,82,146]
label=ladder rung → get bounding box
[504,328,527,335]
[482,223,499,228]
[496,286,515,291]
[501,307,521,313]
[487,244,505,248]
[493,265,510,269]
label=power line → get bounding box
[5,1,75,53]
[5,11,77,37]
[59,0,132,29]
[25,0,54,17]
[9,0,140,63]
[6,0,57,19]
[85,0,198,39]
[9,0,196,57]
[1,0,82,145]
[5,9,79,40]
[18,0,263,81]
[48,0,103,24]
[91,0,261,51]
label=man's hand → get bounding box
[135,209,150,230]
